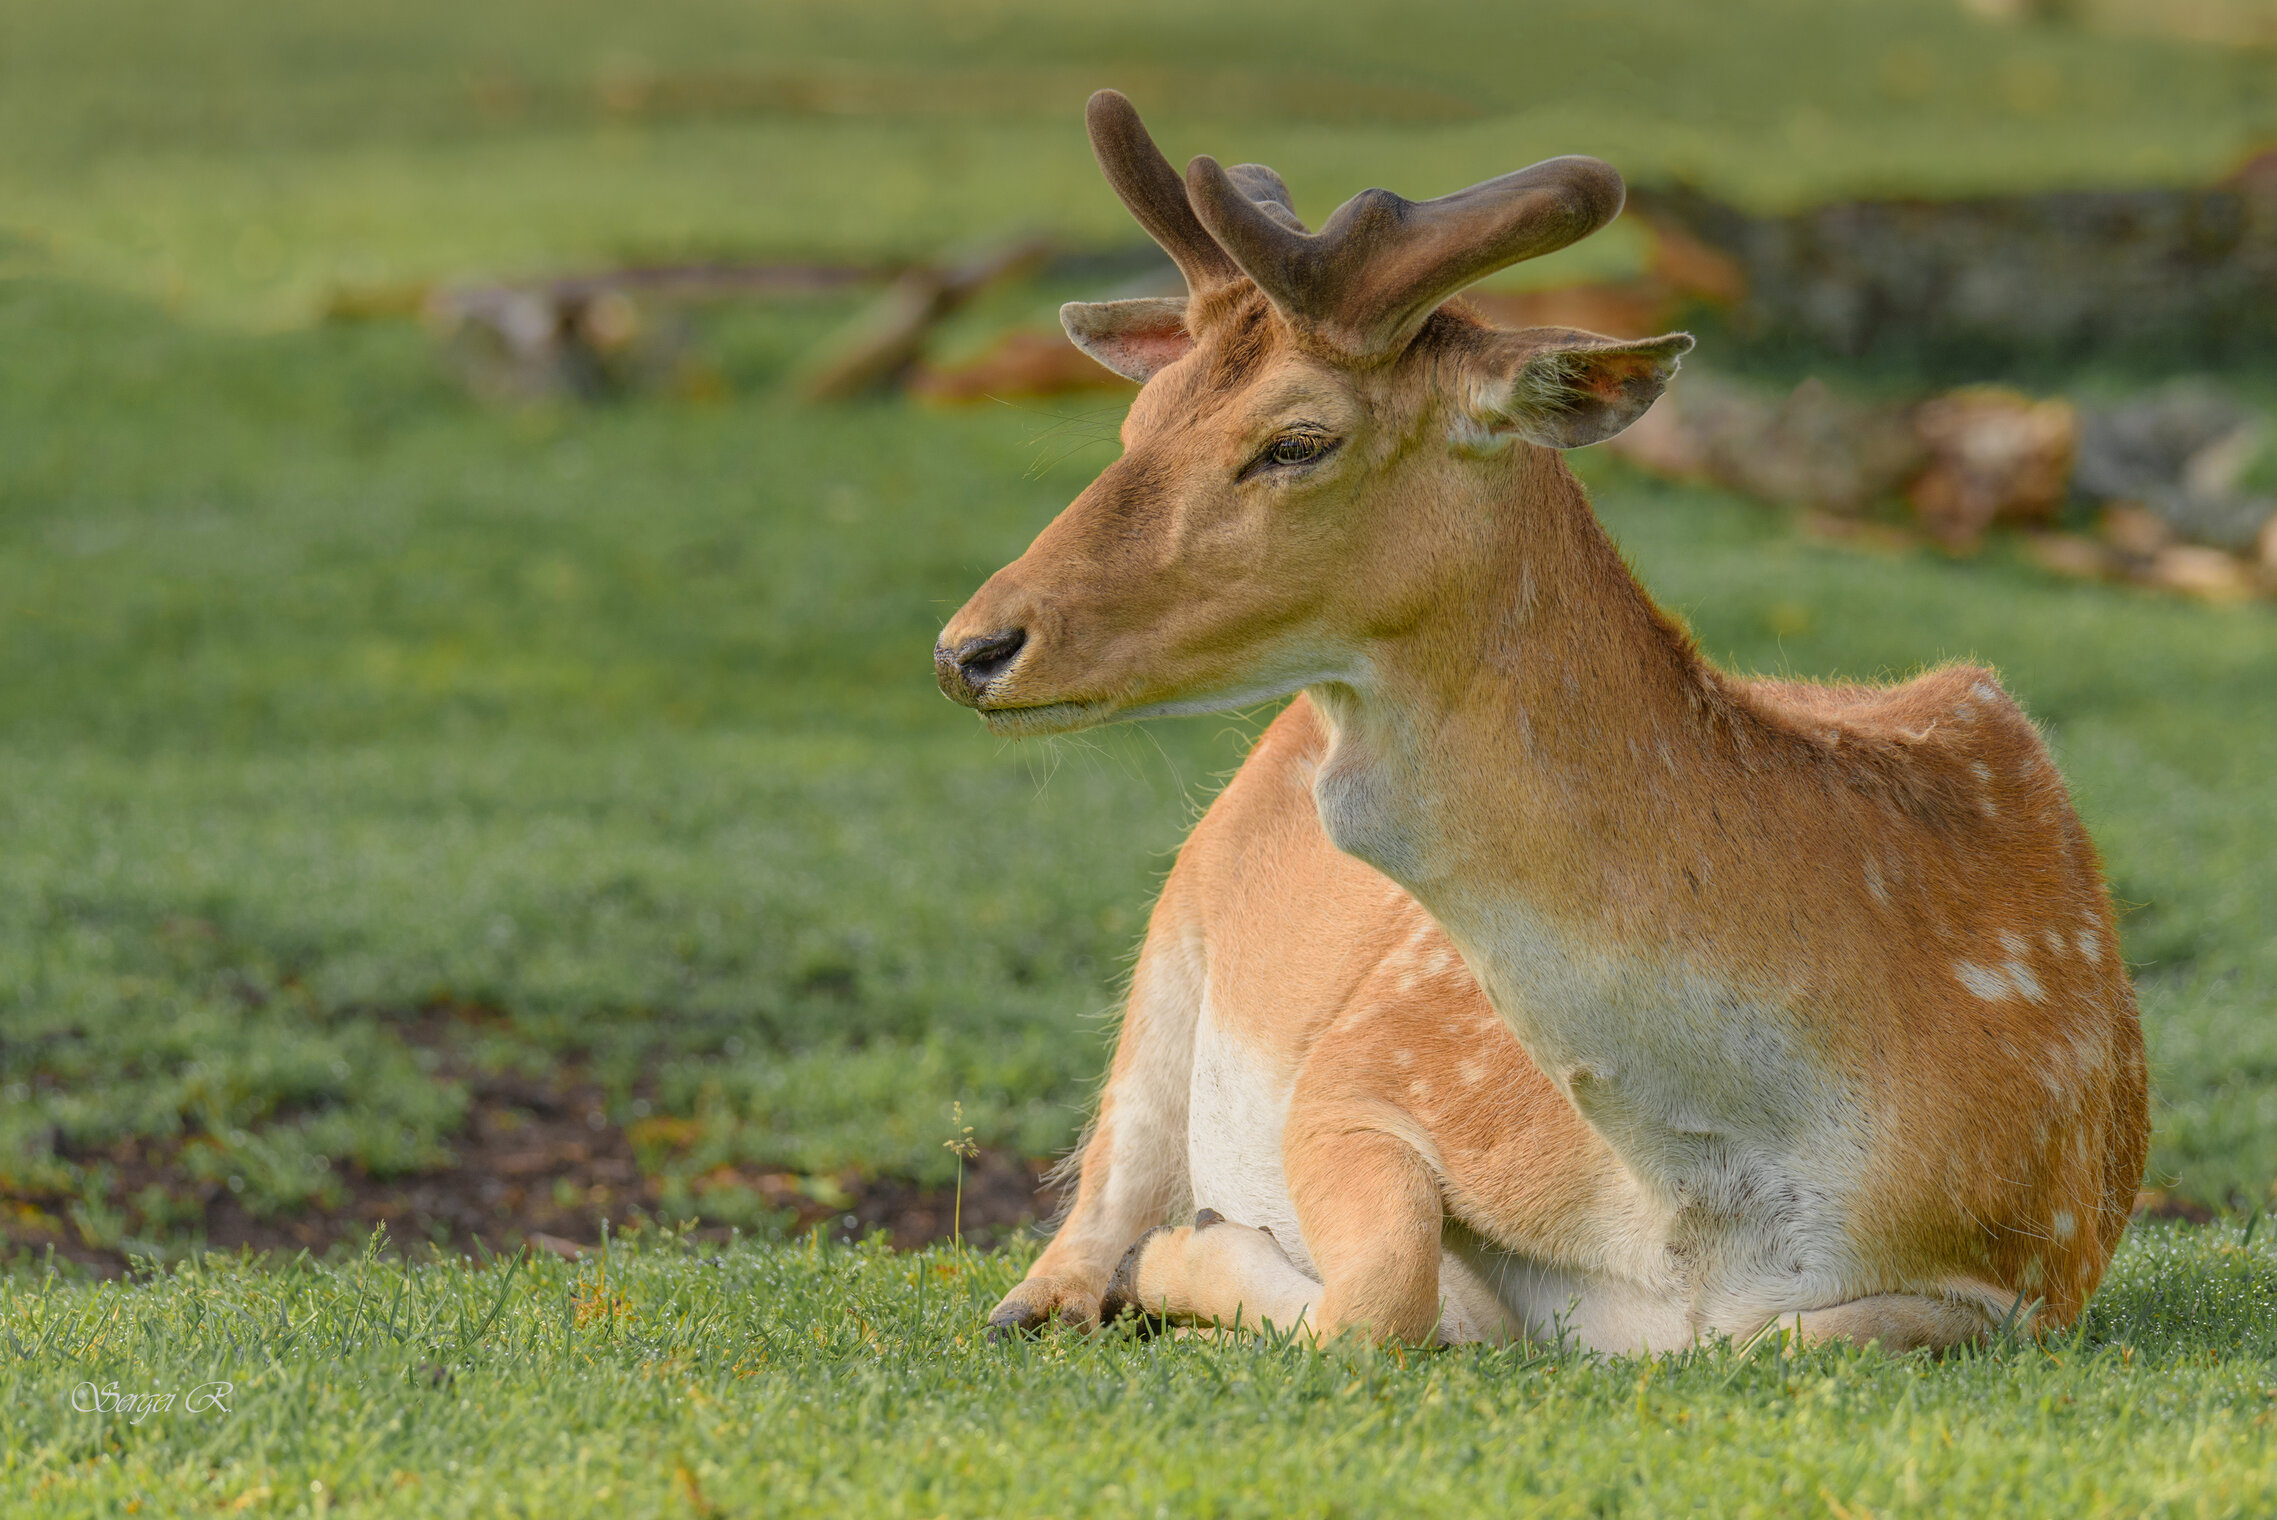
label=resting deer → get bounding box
[934,92,2148,1352]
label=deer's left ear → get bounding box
[1061,297,1194,383]
[1464,329,1693,450]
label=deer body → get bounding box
[937,94,2147,1351]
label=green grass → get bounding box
[6,0,2277,1504]
[5,0,2274,322]
[8,1223,2277,1517]
[0,270,2272,1249]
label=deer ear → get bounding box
[1468,329,1693,450]
[1061,297,1194,383]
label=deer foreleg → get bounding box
[1102,1122,1455,1345]
[984,914,1203,1335]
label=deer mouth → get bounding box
[975,698,1119,736]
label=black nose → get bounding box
[946,628,1027,690]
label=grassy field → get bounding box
[8,1223,2277,1516]
[6,0,2276,323]
[3,270,2273,1258]
[5,0,2277,1510]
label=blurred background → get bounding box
[3,0,2274,1269]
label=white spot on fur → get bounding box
[1392,1048,1414,1068]
[1459,1058,1489,1086]
[2042,929,2067,957]
[2075,928,2102,961]
[1954,702,1977,721]
[1954,961,2009,1001]
[1973,681,2001,705]
[1956,951,2044,1003]
[1862,857,1888,905]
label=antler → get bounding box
[1186,153,1627,360]
[1086,90,1315,293]
[1086,90,1242,294]
[1088,89,1623,359]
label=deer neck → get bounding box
[1308,449,1716,898]
[1303,450,1787,1131]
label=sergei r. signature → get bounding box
[70,1380,233,1423]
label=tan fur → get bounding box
[941,200,2146,1354]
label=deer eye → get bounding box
[1259,431,1335,471]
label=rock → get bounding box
[1605,370,1922,517]
[2143,545,2259,602]
[2024,531,2119,584]
[2100,502,2178,560]
[2075,380,2275,553]
[1906,388,2075,550]
[1630,168,2277,358]
[1463,282,1683,341]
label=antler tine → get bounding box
[1186,154,1627,360]
[1222,164,1309,233]
[1085,90,1241,294]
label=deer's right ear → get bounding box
[1061,297,1194,383]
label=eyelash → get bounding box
[1248,431,1338,477]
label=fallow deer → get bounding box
[934,91,2148,1352]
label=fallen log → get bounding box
[796,238,1054,402]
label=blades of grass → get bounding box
[1717,1316,1788,1392]
[454,1247,527,1358]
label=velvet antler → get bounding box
[1185,152,1627,361]
[1086,90,1243,294]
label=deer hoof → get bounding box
[983,1277,1099,1340]
[1100,1225,1173,1335]
[984,1298,1050,1342]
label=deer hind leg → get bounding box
[1103,1125,1462,1345]
[1784,1295,1994,1354]
[984,914,1204,1337]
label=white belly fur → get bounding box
[1186,957,1871,1351]
[1441,1230,1696,1351]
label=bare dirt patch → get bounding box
[2,1015,1061,1278]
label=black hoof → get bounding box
[1100,1225,1172,1336]
[1193,1208,1224,1230]
[984,1300,1046,1342]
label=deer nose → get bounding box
[936,628,1028,702]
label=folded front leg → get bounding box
[1101,1209,1323,1336]
[1103,1125,1451,1344]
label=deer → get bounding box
[933,91,2148,1353]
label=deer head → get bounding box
[936,90,1691,735]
